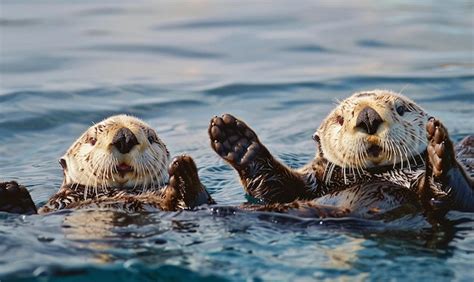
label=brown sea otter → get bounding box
[208,90,473,219]
[0,115,214,214]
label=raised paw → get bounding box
[209,114,266,169]
[0,181,37,215]
[166,155,214,209]
[426,117,455,179]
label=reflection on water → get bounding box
[0,0,473,281]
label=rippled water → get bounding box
[1,1,473,281]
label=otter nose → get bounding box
[112,127,139,154]
[355,107,383,135]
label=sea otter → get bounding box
[208,90,473,218]
[0,115,214,214]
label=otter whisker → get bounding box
[94,156,107,197]
[387,139,397,169]
[133,158,143,191]
[98,156,108,193]
[404,130,428,145]
[342,163,348,185]
[392,131,424,170]
[81,162,94,200]
[350,166,356,182]
[149,156,163,189]
[326,162,337,185]
[396,141,405,170]
[326,162,334,185]
[93,158,110,193]
[142,157,155,193]
[101,156,114,193]
[390,139,400,169]
[393,133,411,171]
[143,155,155,190]
[92,153,107,193]
[403,142,418,170]
[140,154,153,190]
[149,148,168,186]
[356,139,366,177]
[322,161,330,183]
[134,155,144,191]
[150,146,169,176]
[147,155,162,189]
[145,150,160,180]
[408,133,427,146]
[398,135,418,167]
[397,129,427,150]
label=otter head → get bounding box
[315,90,429,171]
[60,115,170,193]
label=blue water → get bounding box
[1,1,473,281]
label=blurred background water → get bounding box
[0,0,473,281]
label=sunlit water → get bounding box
[1,1,473,281]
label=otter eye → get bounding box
[396,105,408,116]
[147,132,158,144]
[145,128,159,144]
[395,100,412,116]
[87,137,97,145]
[336,115,344,125]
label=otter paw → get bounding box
[168,155,201,195]
[426,117,455,179]
[209,114,263,168]
[167,155,214,208]
[0,181,37,215]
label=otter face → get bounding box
[60,115,170,193]
[316,90,428,170]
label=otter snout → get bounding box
[355,107,383,135]
[112,127,139,154]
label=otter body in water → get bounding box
[0,115,214,214]
[1,94,472,220]
[208,90,473,218]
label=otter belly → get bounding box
[314,181,421,219]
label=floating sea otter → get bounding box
[208,90,473,218]
[1,92,473,220]
[0,115,214,214]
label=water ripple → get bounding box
[158,17,296,30]
[85,44,222,59]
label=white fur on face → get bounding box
[61,115,170,195]
[316,90,428,174]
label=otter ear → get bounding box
[59,158,68,171]
[312,132,320,142]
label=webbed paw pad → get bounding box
[426,117,454,179]
[209,114,262,168]
[167,155,214,207]
[168,155,201,195]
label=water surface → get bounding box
[0,1,473,281]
